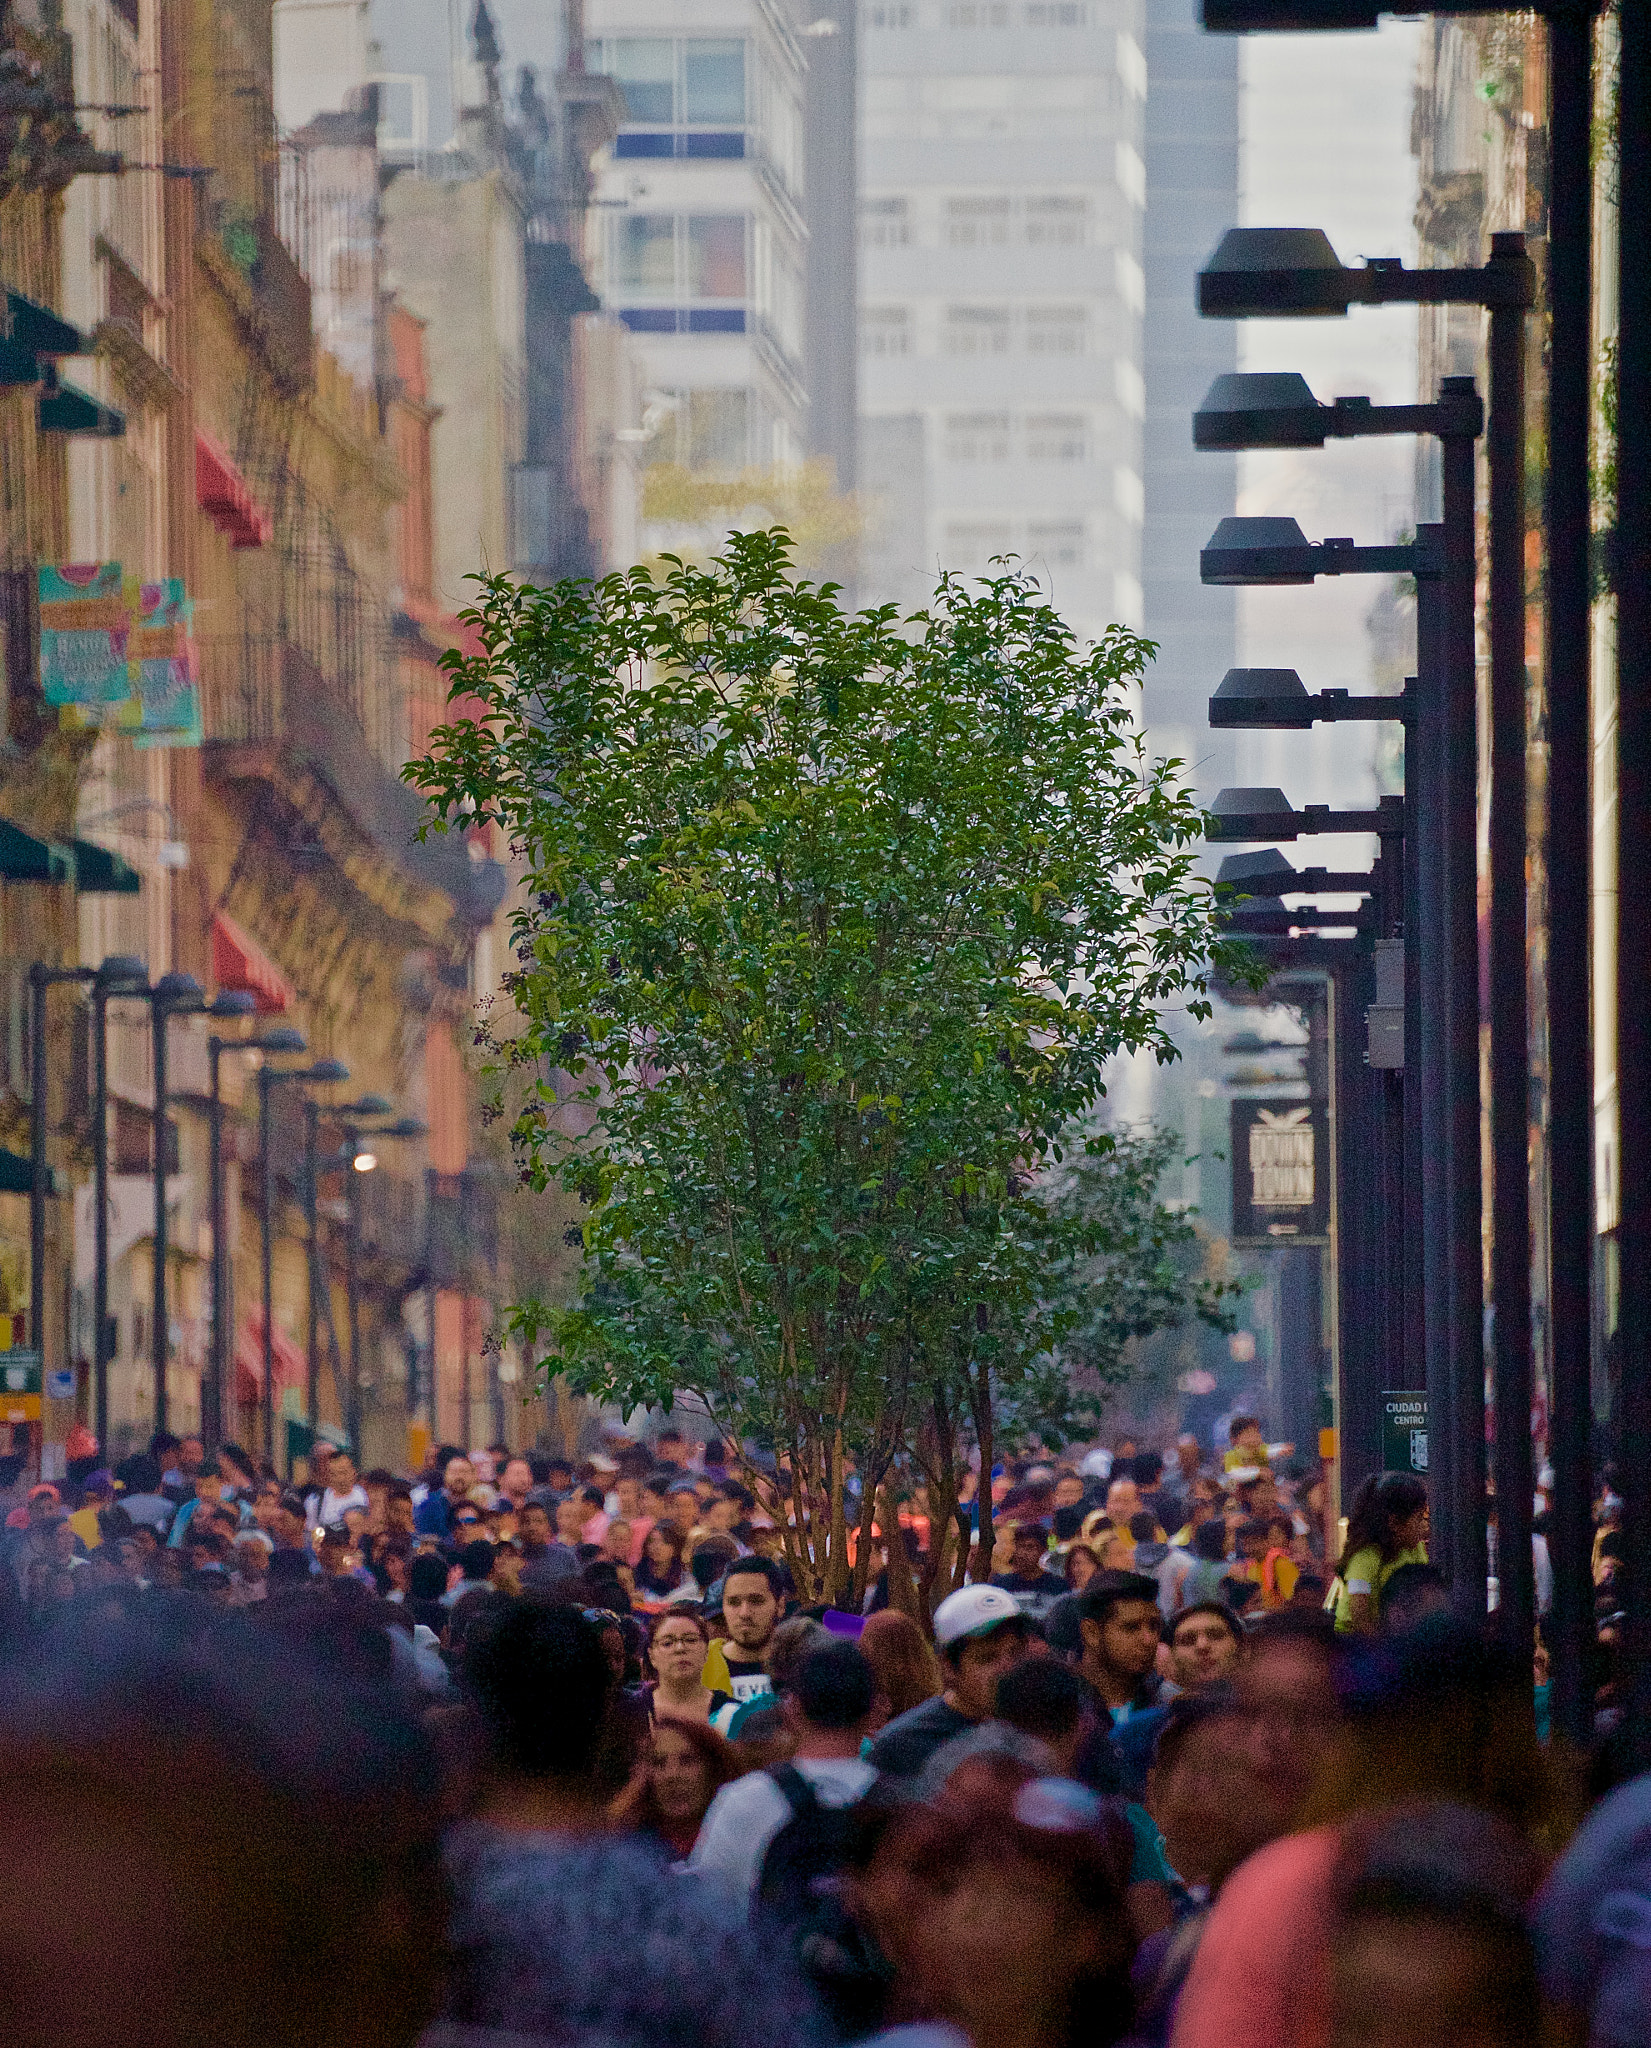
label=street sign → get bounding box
[1381,1391,1429,1476]
[45,1368,74,1400]
[1230,1097,1330,1244]
[0,1348,41,1397]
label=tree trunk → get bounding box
[969,1353,995,1585]
[879,1481,924,1621]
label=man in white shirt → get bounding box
[306,1449,369,1532]
[689,1639,882,1904]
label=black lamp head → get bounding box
[153,970,204,1008]
[1198,227,1353,316]
[304,1058,351,1086]
[344,1093,394,1119]
[1201,517,1317,586]
[207,991,257,1020]
[1209,668,1315,729]
[1202,1,1383,32]
[1216,847,1300,887]
[1194,371,1327,451]
[95,953,147,989]
[1209,788,1300,841]
[256,1027,307,1056]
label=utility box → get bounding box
[1366,936,1404,1068]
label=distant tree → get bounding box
[406,532,1247,1601]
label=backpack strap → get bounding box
[767,1761,821,1820]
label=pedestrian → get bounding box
[1168,1616,1568,2048]
[860,1607,944,1720]
[647,1608,733,1725]
[444,1600,831,2048]
[868,1583,1031,1779]
[1078,1572,1168,1729]
[414,1454,476,1540]
[850,1751,1138,2048]
[611,1715,745,1860]
[705,1556,785,1705]
[690,1639,881,1904]
[1330,1474,1430,1634]
[306,1447,369,1532]
[1532,1769,1651,2047]
[992,1519,1062,1617]
[1326,1803,1544,2048]
[1113,1601,1245,1797]
[516,1498,578,1589]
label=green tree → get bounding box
[406,532,1246,1601]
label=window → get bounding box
[1025,306,1086,355]
[944,307,1010,356]
[1023,196,1087,247]
[944,412,1010,462]
[606,39,674,123]
[371,75,428,150]
[687,216,746,298]
[862,197,911,248]
[1026,1,1087,20]
[1028,520,1084,567]
[946,196,1010,247]
[685,390,750,469]
[944,521,1012,570]
[684,40,745,123]
[616,214,675,294]
[1026,413,1087,461]
[865,2,915,23]
[947,2,1009,21]
[862,306,912,356]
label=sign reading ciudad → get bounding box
[1230,1096,1330,1246]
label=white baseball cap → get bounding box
[1078,1448,1114,1480]
[933,1583,1025,1649]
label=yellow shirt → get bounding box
[1333,1542,1428,1631]
[67,1505,102,1551]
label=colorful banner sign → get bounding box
[41,565,201,744]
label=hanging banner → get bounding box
[1230,1096,1330,1245]
[129,579,201,745]
[41,566,202,744]
[38,562,130,707]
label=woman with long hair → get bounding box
[646,1609,732,1726]
[860,1608,943,1720]
[1064,1542,1103,1594]
[1331,1474,1429,1635]
[850,1752,1137,2048]
[634,1523,687,1602]
[610,1716,746,1860]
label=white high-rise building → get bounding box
[858,1,1146,637]
[584,1,809,473]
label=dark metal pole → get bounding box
[92,983,110,1457]
[1545,0,1596,1754]
[345,1144,361,1456]
[1413,522,1456,1573]
[27,965,46,1373]
[259,1064,274,1472]
[206,1039,225,1450]
[1487,273,1536,1661]
[304,1096,320,1442]
[1441,395,1487,1611]
[150,990,169,1439]
[1615,0,1651,1768]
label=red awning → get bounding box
[235,1307,307,1406]
[196,433,272,550]
[212,908,296,1014]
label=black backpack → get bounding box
[754,1764,889,2040]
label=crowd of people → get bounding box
[1,1414,1647,2048]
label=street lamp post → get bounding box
[256,1055,348,1472]
[207,1021,302,1448]
[90,956,146,1456]
[331,1109,423,1458]
[28,963,94,1395]
[1195,223,1546,1675]
[147,971,204,1440]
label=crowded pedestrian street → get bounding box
[0,1422,1640,2048]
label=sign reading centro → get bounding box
[1381,1392,1429,1476]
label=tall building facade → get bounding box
[1140,0,1236,804]
[583,0,809,475]
[858,0,1147,636]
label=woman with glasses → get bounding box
[646,1610,732,1726]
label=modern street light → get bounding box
[27,962,95,1401]
[256,1054,348,1471]
[1196,215,1550,1678]
[207,1020,303,1448]
[321,1105,425,1458]
[1208,667,1408,732]
[89,955,147,1456]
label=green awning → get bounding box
[7,291,83,358]
[70,839,141,894]
[0,1150,33,1194]
[0,819,71,882]
[0,338,39,387]
[39,379,124,437]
